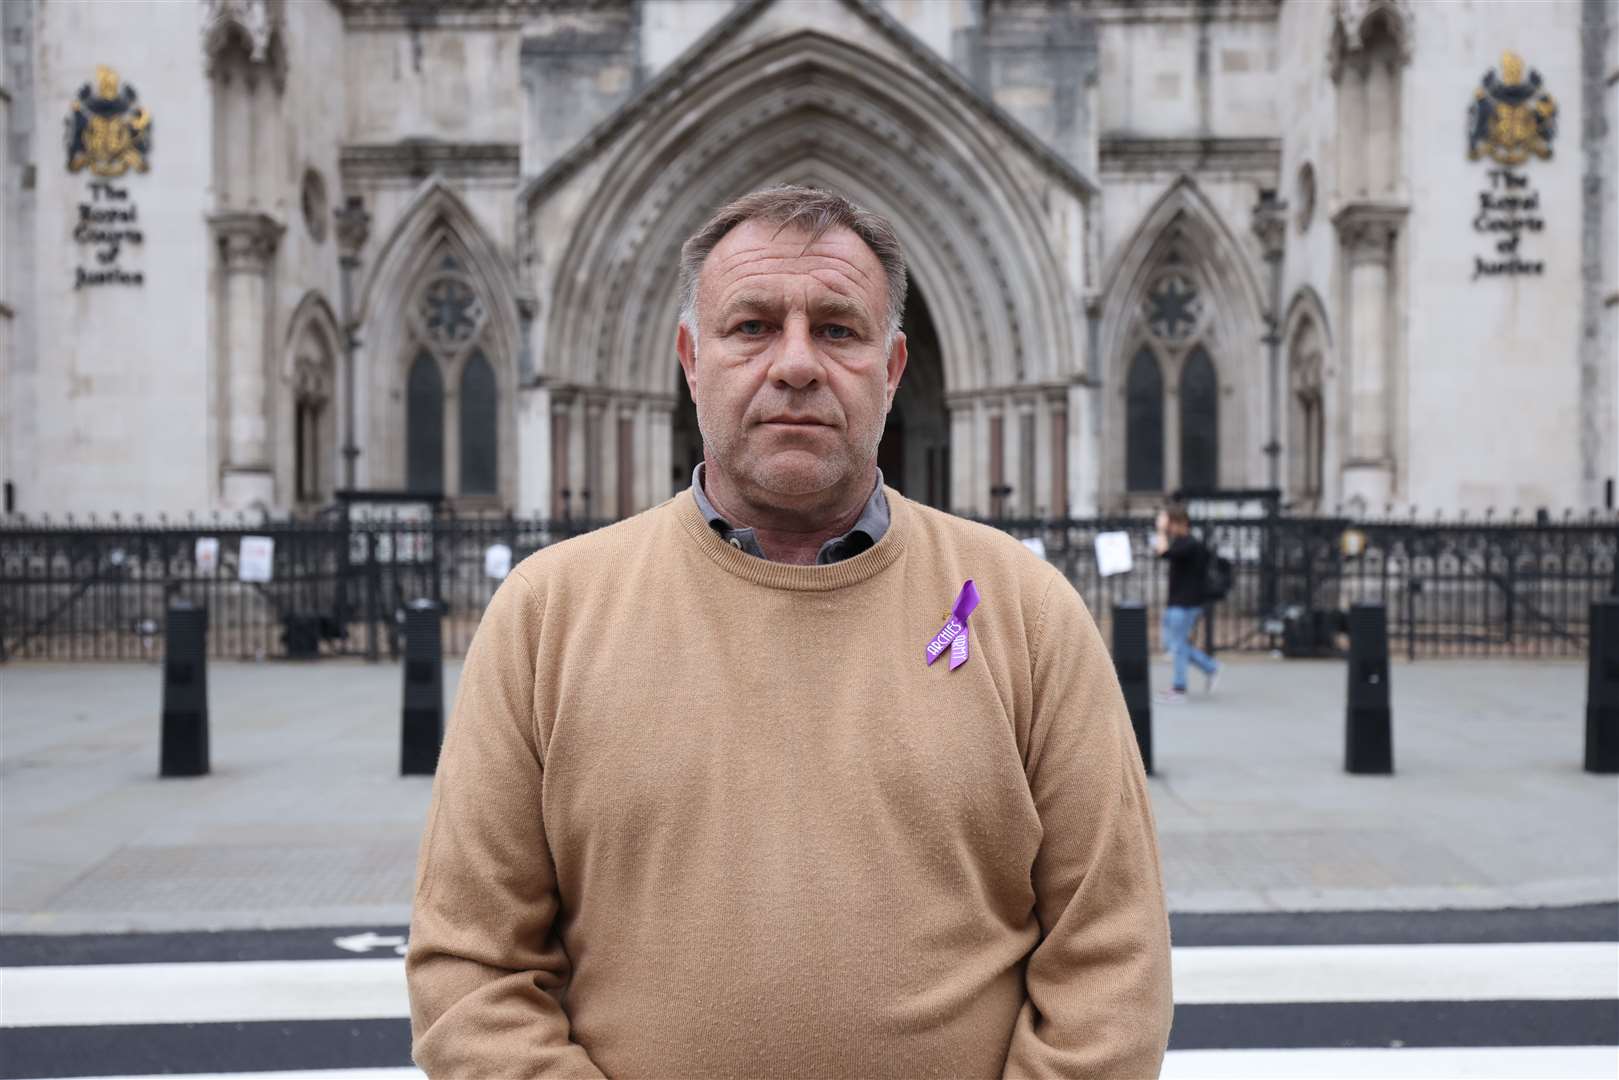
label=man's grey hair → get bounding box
[678,185,909,351]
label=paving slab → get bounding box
[1,654,1613,933]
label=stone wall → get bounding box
[1403,0,1589,515]
[22,0,213,515]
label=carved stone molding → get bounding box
[1330,0,1412,81]
[203,0,287,89]
[335,0,621,30]
[1100,137,1281,177]
[1251,193,1289,259]
[210,211,285,273]
[1332,202,1407,265]
[333,195,371,263]
[340,142,521,185]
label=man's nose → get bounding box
[768,319,823,390]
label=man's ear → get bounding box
[676,323,698,398]
[884,331,908,412]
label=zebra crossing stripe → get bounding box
[12,1047,1619,1080]
[2,942,1614,1028]
[1170,941,1619,1004]
[1160,1046,1619,1078]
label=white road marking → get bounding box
[9,1072,423,1080]
[1171,942,1619,1004]
[1,942,1614,1027]
[0,959,408,1027]
[1161,1045,1619,1079]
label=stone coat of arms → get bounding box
[65,65,153,176]
[1467,51,1556,166]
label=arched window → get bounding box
[1122,255,1223,498]
[1179,346,1219,492]
[1126,346,1164,492]
[290,341,335,505]
[407,350,445,493]
[1289,322,1326,503]
[402,249,502,499]
[459,349,497,496]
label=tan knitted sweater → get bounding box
[407,489,1173,1079]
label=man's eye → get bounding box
[822,325,854,340]
[737,320,767,335]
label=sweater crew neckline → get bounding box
[674,484,910,592]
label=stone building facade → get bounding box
[1,0,1614,519]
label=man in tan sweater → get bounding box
[407,187,1173,1078]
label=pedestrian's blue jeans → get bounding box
[1162,604,1217,691]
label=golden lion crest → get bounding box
[65,65,152,176]
[1467,51,1556,166]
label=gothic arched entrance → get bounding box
[878,286,947,508]
[519,10,1095,519]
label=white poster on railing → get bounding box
[238,535,275,583]
[194,537,219,575]
[1094,530,1134,578]
[1020,536,1047,560]
[484,543,513,580]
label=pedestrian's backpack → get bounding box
[1202,548,1234,602]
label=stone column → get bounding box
[585,398,606,519]
[1016,397,1037,517]
[947,399,975,516]
[647,400,674,504]
[211,211,283,510]
[1252,191,1287,492]
[1068,379,1099,517]
[334,196,370,491]
[516,383,551,518]
[550,394,572,519]
[1334,205,1405,512]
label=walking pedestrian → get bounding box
[406,185,1173,1078]
[1153,503,1223,704]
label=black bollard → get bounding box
[401,598,444,776]
[1113,602,1153,775]
[160,599,210,777]
[1585,598,1619,773]
[1345,602,1393,774]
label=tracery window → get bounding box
[1125,263,1221,494]
[403,252,499,498]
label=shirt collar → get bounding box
[691,463,890,565]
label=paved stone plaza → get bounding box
[1,654,1614,933]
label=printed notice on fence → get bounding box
[1095,531,1134,577]
[194,537,219,575]
[238,535,274,583]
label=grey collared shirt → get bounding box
[691,464,890,565]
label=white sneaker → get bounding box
[1205,663,1223,695]
[1154,688,1187,706]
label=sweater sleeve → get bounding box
[1002,576,1174,1079]
[406,569,607,1079]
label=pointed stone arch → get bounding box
[1098,177,1267,505]
[1329,0,1413,77]
[1283,285,1336,509]
[358,177,521,502]
[530,32,1082,395]
[276,291,343,506]
[523,23,1093,517]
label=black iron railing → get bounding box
[2,509,1614,662]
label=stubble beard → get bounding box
[695,389,885,504]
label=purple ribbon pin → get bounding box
[925,580,980,670]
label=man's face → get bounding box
[676,220,907,514]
